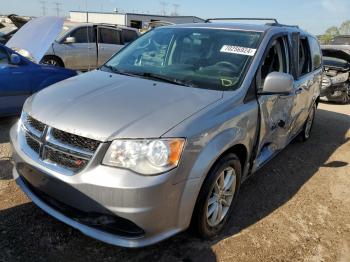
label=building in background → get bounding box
[69,11,204,29]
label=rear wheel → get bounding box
[41,56,64,67]
[341,89,350,104]
[300,103,316,141]
[191,153,241,239]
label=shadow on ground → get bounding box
[0,108,349,262]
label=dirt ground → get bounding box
[0,102,349,262]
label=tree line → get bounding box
[319,21,350,44]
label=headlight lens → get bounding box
[102,138,185,175]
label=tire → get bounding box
[299,103,316,141]
[191,153,242,239]
[41,56,64,67]
[341,90,350,104]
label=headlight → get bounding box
[102,138,185,175]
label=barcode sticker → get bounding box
[220,45,257,56]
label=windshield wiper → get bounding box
[101,65,136,77]
[135,72,196,88]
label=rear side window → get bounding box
[299,38,312,76]
[122,29,138,44]
[70,27,95,43]
[308,37,322,70]
[99,28,122,45]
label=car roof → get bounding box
[161,22,309,36]
[63,21,138,31]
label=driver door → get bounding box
[253,35,298,170]
[0,46,30,116]
[61,26,97,71]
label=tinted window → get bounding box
[103,28,262,91]
[0,47,9,66]
[122,29,138,44]
[70,27,95,43]
[99,28,121,44]
[299,38,312,76]
[309,37,322,70]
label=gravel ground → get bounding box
[0,102,349,262]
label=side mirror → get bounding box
[259,72,294,95]
[10,53,21,65]
[64,36,76,44]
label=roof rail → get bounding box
[205,18,278,24]
[266,22,299,29]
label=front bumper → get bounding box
[10,123,188,248]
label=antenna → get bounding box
[39,0,47,16]
[53,2,62,17]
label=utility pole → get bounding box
[171,3,180,16]
[53,2,62,17]
[39,0,47,16]
[160,1,169,16]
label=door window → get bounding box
[299,38,312,76]
[257,37,288,89]
[99,28,122,45]
[69,27,95,43]
[308,37,322,70]
[0,47,9,67]
[121,29,138,44]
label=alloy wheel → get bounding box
[206,167,237,227]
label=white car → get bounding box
[42,22,139,71]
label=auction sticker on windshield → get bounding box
[220,45,257,56]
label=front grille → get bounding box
[45,147,88,172]
[21,114,101,174]
[51,128,100,153]
[26,115,45,134]
[25,134,40,154]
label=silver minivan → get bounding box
[11,19,322,248]
[42,23,139,71]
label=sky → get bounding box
[1,0,350,35]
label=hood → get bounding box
[24,70,222,141]
[322,45,350,63]
[6,16,63,63]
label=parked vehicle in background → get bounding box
[140,21,175,34]
[11,19,321,247]
[329,35,350,45]
[0,14,31,44]
[0,26,17,44]
[1,17,77,117]
[321,44,350,103]
[42,23,140,71]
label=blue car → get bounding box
[1,17,77,117]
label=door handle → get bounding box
[295,88,303,94]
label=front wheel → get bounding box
[191,153,241,239]
[41,56,64,67]
[300,103,316,141]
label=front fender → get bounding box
[174,127,248,229]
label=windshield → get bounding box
[102,27,262,91]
